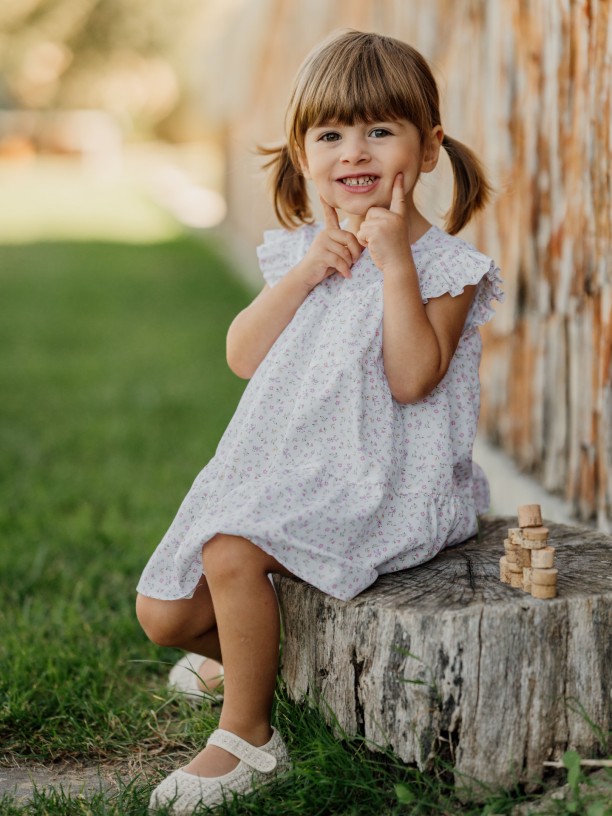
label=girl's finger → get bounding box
[320,195,340,230]
[329,230,362,263]
[327,241,354,272]
[356,227,368,248]
[389,172,406,216]
[339,230,363,262]
[364,206,388,220]
[325,251,350,278]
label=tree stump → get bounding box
[272,516,612,792]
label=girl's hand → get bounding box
[356,173,412,272]
[293,196,362,291]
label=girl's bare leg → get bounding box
[183,533,297,778]
[136,578,224,690]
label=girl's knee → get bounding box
[203,534,270,582]
[202,536,243,582]
[135,593,184,647]
[203,534,299,583]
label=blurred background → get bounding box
[1,0,610,529]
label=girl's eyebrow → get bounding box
[310,122,342,130]
[311,119,404,130]
[369,119,404,127]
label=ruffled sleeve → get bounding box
[418,242,505,331]
[256,223,320,287]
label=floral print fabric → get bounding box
[136,223,504,602]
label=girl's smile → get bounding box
[336,172,381,194]
[300,119,437,231]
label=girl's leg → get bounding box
[136,578,224,688]
[183,533,298,778]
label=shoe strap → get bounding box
[206,728,277,773]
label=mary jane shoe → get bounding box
[148,726,292,814]
[168,652,224,707]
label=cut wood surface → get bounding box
[272,516,612,792]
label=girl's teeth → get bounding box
[342,176,376,186]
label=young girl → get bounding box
[137,29,504,814]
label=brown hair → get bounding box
[259,30,492,234]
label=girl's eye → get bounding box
[370,128,391,138]
[318,132,340,142]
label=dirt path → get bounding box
[0,762,129,802]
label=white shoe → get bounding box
[168,652,224,707]
[148,726,292,814]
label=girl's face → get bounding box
[300,119,442,231]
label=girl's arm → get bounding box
[226,270,311,379]
[356,173,477,404]
[381,266,477,404]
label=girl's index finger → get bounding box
[389,172,407,217]
[319,194,340,230]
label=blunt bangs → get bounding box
[288,32,436,154]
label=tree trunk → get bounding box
[272,516,612,794]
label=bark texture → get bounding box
[272,516,612,791]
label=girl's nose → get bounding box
[340,136,370,164]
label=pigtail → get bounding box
[441,135,494,235]
[257,143,312,229]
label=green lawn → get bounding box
[0,236,247,760]
[0,234,607,815]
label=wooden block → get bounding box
[522,567,532,592]
[518,505,543,527]
[499,556,510,584]
[531,546,555,569]
[509,571,523,589]
[520,547,532,568]
[523,526,549,541]
[531,583,557,600]
[522,538,547,550]
[508,528,524,546]
[504,545,521,565]
[531,568,558,587]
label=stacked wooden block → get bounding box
[499,504,557,599]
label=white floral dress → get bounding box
[137,223,504,602]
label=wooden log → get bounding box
[531,546,555,569]
[273,516,612,794]
[508,528,525,546]
[521,536,548,550]
[509,569,523,589]
[518,505,543,528]
[504,543,521,565]
[523,526,549,542]
[522,567,533,592]
[531,568,558,586]
[531,583,557,600]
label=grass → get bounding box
[0,236,245,762]
[0,233,610,815]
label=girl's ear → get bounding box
[421,126,444,174]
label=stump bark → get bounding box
[272,516,612,792]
